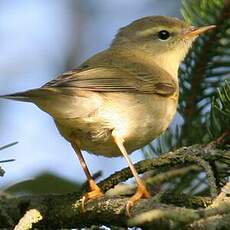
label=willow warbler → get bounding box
[0,16,215,215]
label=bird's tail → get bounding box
[0,88,54,103]
[1,87,100,119]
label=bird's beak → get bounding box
[183,25,216,37]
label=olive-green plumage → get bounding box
[0,16,215,213]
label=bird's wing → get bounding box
[43,66,177,97]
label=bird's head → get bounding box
[111,16,215,71]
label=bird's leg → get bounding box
[71,141,103,211]
[112,131,150,216]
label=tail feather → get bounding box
[1,87,101,119]
[0,92,32,102]
[0,88,53,103]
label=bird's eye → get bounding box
[158,30,170,40]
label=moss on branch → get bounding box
[0,142,228,229]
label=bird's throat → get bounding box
[151,51,180,79]
[128,48,180,81]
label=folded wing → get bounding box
[43,66,177,97]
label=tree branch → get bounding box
[0,142,228,229]
[0,192,213,229]
[128,183,230,229]
[98,142,226,195]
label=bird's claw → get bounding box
[81,180,104,212]
[125,183,150,216]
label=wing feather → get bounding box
[43,65,177,96]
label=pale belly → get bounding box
[55,93,177,157]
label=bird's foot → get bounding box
[126,183,150,216]
[81,179,104,212]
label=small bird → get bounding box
[0,16,215,215]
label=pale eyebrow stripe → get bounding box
[135,28,160,37]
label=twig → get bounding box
[146,165,200,186]
[14,209,42,230]
[0,142,17,177]
[189,213,230,230]
[0,167,4,177]
[98,144,225,194]
[185,155,218,197]
[188,182,230,229]
[0,142,18,151]
[128,183,230,228]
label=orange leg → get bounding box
[112,132,150,216]
[71,141,103,211]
